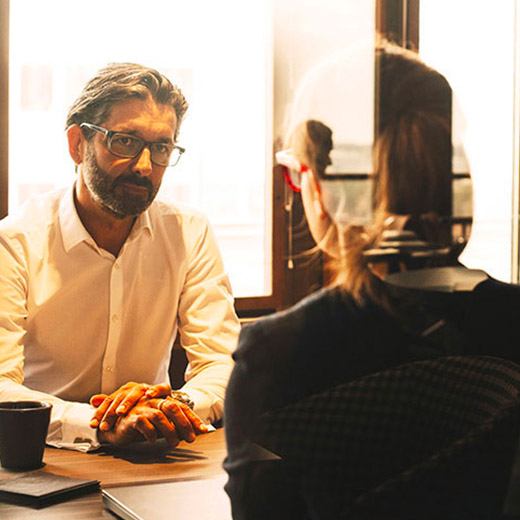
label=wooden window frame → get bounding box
[0,0,8,221]
[376,0,419,50]
[234,164,287,316]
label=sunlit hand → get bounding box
[89,381,172,432]
[96,398,181,448]
[151,396,210,443]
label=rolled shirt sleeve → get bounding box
[0,379,100,452]
[176,216,240,423]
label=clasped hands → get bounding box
[89,382,209,448]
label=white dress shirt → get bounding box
[0,186,240,451]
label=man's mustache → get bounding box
[113,174,153,193]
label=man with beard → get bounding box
[0,63,240,451]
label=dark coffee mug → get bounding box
[0,401,52,470]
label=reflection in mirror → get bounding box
[279,39,473,307]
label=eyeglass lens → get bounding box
[109,133,180,167]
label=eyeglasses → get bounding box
[80,123,185,167]
[275,149,308,193]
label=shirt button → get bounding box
[114,263,120,270]
[105,366,113,372]
[112,314,119,322]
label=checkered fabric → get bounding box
[252,356,520,519]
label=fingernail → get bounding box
[89,420,98,428]
[200,424,209,432]
[116,405,125,414]
[100,422,109,432]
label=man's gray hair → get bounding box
[66,62,188,139]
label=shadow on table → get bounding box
[96,440,208,465]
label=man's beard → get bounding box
[82,147,160,219]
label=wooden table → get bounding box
[0,427,230,518]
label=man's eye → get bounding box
[114,135,138,147]
[154,143,171,154]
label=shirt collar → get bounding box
[59,184,154,253]
[59,185,92,253]
[129,205,154,242]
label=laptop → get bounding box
[102,473,231,520]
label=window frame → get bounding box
[512,0,520,283]
[0,0,8,221]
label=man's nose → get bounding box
[132,146,153,176]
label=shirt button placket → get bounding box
[101,260,123,392]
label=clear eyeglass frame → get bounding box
[79,122,185,167]
[275,148,308,193]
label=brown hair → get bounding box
[66,62,188,139]
[289,120,333,177]
[374,44,452,223]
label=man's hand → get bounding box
[90,382,172,432]
[96,398,181,448]
[96,397,210,448]
[153,396,210,443]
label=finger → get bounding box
[99,393,127,431]
[151,407,181,449]
[183,406,211,434]
[115,385,150,415]
[89,396,114,428]
[145,382,172,399]
[90,393,109,408]
[133,416,158,443]
[159,400,197,442]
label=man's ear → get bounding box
[66,124,86,166]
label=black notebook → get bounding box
[0,470,99,508]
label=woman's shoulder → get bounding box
[234,287,357,365]
[241,287,348,336]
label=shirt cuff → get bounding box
[46,402,100,452]
[179,387,216,424]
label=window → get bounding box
[271,0,377,303]
[2,0,380,312]
[7,0,273,305]
[3,0,519,314]
[419,0,518,282]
